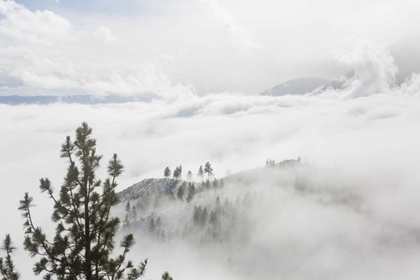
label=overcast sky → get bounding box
[0,0,419,96]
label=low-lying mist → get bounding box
[1,52,420,278]
[114,160,420,280]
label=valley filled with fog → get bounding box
[2,62,420,278]
[1,0,420,279]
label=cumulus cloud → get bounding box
[0,0,70,45]
[0,1,195,100]
[331,43,399,98]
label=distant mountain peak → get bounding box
[260,77,329,96]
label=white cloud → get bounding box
[199,0,261,53]
[0,0,419,95]
[1,78,420,278]
[93,26,116,44]
[0,0,70,45]
[0,1,195,99]
[331,43,398,98]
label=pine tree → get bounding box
[209,211,216,226]
[0,234,20,280]
[186,171,193,181]
[178,165,182,179]
[215,196,221,211]
[213,179,219,189]
[186,183,196,204]
[176,183,185,201]
[161,272,173,280]
[125,201,131,212]
[173,167,180,179]
[18,123,147,280]
[200,207,208,227]
[205,179,210,190]
[197,166,204,181]
[164,167,171,178]
[123,213,130,228]
[131,205,137,221]
[192,206,201,225]
[204,162,213,178]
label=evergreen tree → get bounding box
[215,196,221,211]
[213,179,219,189]
[192,206,201,225]
[18,123,147,280]
[178,165,182,179]
[125,201,131,212]
[186,171,193,181]
[205,180,210,190]
[204,162,213,178]
[163,189,176,201]
[173,167,180,179]
[123,213,130,228]
[197,166,204,181]
[0,234,20,280]
[176,183,185,201]
[209,211,217,226]
[186,184,196,204]
[200,207,208,227]
[164,167,171,178]
[161,272,173,280]
[131,205,137,221]
[220,179,225,189]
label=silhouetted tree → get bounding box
[18,123,147,280]
[0,234,20,280]
[197,166,204,181]
[186,171,193,181]
[204,162,213,178]
[161,271,173,280]
[164,167,171,178]
[173,166,183,179]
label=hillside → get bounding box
[113,159,368,279]
[260,77,329,96]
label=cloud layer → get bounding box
[1,66,420,277]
